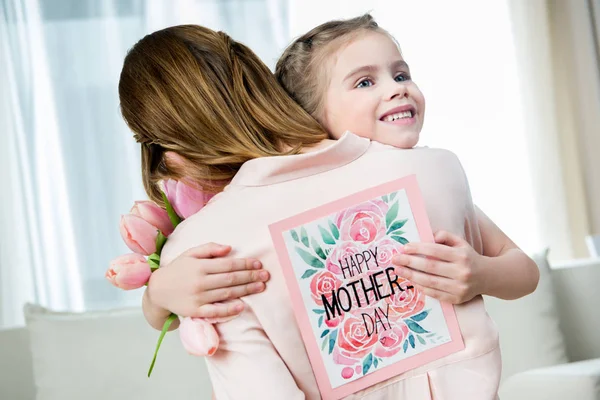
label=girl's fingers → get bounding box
[392,253,455,279]
[394,263,456,294]
[202,268,270,290]
[401,242,458,263]
[203,281,266,304]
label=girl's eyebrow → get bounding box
[343,60,409,83]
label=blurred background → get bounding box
[0,0,598,330]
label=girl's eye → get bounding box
[355,78,374,88]
[395,73,411,82]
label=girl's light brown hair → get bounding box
[275,13,386,122]
[119,25,328,205]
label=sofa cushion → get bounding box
[24,304,212,400]
[0,327,36,400]
[484,249,569,381]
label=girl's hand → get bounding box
[392,230,484,304]
[147,242,270,319]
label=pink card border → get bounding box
[269,175,465,400]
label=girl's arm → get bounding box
[474,206,540,300]
[143,242,270,331]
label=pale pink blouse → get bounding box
[161,132,501,399]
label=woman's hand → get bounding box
[392,230,485,304]
[147,242,270,319]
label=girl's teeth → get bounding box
[384,111,413,122]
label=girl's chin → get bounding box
[374,130,420,149]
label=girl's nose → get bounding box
[385,82,409,101]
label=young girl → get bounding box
[133,17,538,399]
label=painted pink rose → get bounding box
[325,312,344,328]
[385,277,426,321]
[326,241,362,276]
[310,270,343,306]
[341,367,354,379]
[374,322,410,358]
[336,313,379,361]
[370,237,403,269]
[336,199,389,245]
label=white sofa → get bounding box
[1,252,599,400]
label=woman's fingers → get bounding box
[193,300,246,319]
[202,268,270,290]
[202,281,267,304]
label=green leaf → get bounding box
[382,194,389,203]
[410,309,430,322]
[417,335,426,345]
[290,230,300,242]
[328,220,340,240]
[320,329,330,338]
[390,192,397,202]
[328,329,337,354]
[319,226,336,245]
[406,320,429,334]
[148,313,178,377]
[161,192,181,228]
[148,253,160,271]
[311,238,327,260]
[321,337,328,351]
[409,334,415,348]
[300,227,309,247]
[318,315,323,327]
[296,247,325,268]
[313,309,325,315]
[155,231,168,255]
[391,235,409,245]
[386,201,399,228]
[373,358,379,368]
[403,339,409,353]
[387,219,408,234]
[301,269,318,279]
[362,353,373,375]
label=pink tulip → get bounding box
[119,214,158,255]
[130,200,174,236]
[179,317,220,356]
[163,179,213,219]
[105,253,152,290]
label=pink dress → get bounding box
[161,132,502,399]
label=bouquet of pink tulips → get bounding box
[106,179,217,376]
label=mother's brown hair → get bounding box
[119,25,328,205]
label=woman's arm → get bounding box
[143,242,270,331]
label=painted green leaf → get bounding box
[328,220,340,240]
[406,319,429,334]
[403,339,409,353]
[313,309,325,315]
[390,192,397,202]
[387,219,408,234]
[311,238,327,260]
[290,230,300,242]
[301,269,318,279]
[391,235,409,245]
[382,194,389,203]
[328,329,338,354]
[409,333,415,348]
[319,226,336,245]
[362,353,373,375]
[410,309,430,322]
[320,329,330,338]
[373,358,379,368]
[386,201,399,228]
[321,337,328,351]
[417,335,426,345]
[318,315,323,328]
[300,227,309,247]
[296,247,325,268]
